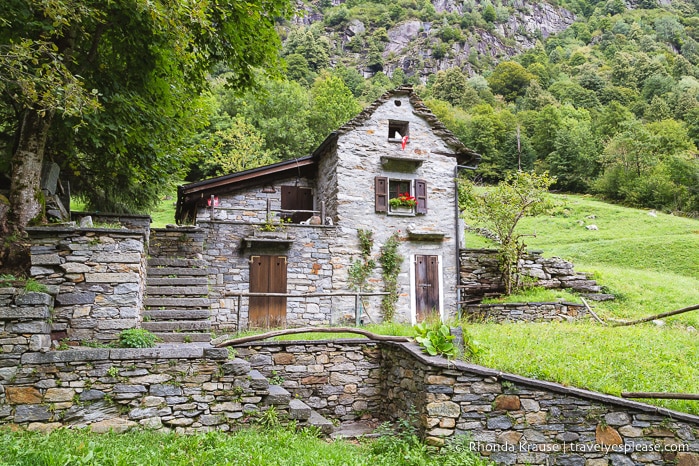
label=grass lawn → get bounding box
[0,425,492,466]
[463,194,699,414]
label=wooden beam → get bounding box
[621,392,699,400]
[215,326,411,347]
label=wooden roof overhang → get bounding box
[176,156,317,224]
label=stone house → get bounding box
[175,86,480,330]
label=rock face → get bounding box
[289,0,575,81]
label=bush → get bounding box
[118,328,159,348]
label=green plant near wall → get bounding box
[348,229,376,292]
[379,231,403,321]
[413,321,457,359]
[117,329,160,348]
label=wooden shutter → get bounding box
[415,179,427,214]
[375,176,388,213]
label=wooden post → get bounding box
[266,198,271,221]
[321,200,326,224]
[237,295,243,331]
[210,195,215,221]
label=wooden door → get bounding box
[249,255,287,328]
[281,186,313,223]
[415,255,440,322]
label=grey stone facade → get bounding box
[176,87,477,328]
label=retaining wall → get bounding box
[0,338,698,465]
[26,226,148,344]
[462,302,586,323]
[234,340,383,421]
[460,249,604,303]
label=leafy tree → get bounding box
[459,172,555,294]
[200,115,275,177]
[283,28,330,73]
[482,4,497,23]
[546,117,600,192]
[308,72,362,141]
[1,0,294,231]
[221,78,317,160]
[430,68,469,106]
[487,61,536,101]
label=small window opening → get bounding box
[388,120,409,140]
[394,100,402,107]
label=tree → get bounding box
[199,115,275,177]
[221,78,317,160]
[308,72,362,141]
[430,68,469,106]
[1,0,294,232]
[486,61,536,102]
[459,172,555,294]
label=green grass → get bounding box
[0,425,492,466]
[149,195,177,228]
[481,286,580,304]
[468,322,699,415]
[462,193,699,414]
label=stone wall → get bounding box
[0,345,278,433]
[149,226,204,260]
[462,302,586,323]
[460,248,604,302]
[26,226,148,344]
[0,290,53,376]
[381,342,699,465]
[198,221,341,330]
[234,340,383,421]
[1,335,698,465]
[195,176,317,224]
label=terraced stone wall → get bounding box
[0,345,271,432]
[462,302,586,323]
[460,248,605,303]
[233,340,383,421]
[26,226,149,344]
[381,342,699,466]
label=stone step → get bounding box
[146,286,209,296]
[142,321,211,332]
[146,277,208,286]
[330,420,381,440]
[153,332,211,343]
[263,384,291,407]
[147,267,209,277]
[581,293,615,302]
[144,297,210,308]
[306,410,334,435]
[289,398,312,421]
[148,258,207,268]
[248,370,270,392]
[143,309,210,321]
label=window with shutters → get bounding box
[375,176,427,215]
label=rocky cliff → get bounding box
[290,0,575,80]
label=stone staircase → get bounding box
[229,358,335,434]
[143,258,212,343]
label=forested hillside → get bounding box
[185,0,698,215]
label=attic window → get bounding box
[388,120,409,141]
[394,100,402,107]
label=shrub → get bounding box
[118,329,159,348]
